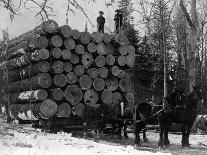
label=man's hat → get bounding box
[99,11,104,14]
[115,9,120,12]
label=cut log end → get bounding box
[61,49,71,60]
[52,88,64,101]
[51,48,62,59]
[84,89,98,106]
[79,75,92,90]
[60,25,72,38]
[57,103,72,118]
[65,85,83,105]
[38,73,52,88]
[53,74,67,87]
[40,99,57,118]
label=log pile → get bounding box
[0,20,135,127]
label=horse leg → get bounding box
[181,123,187,147]
[117,121,122,139]
[163,123,171,147]
[134,122,141,146]
[123,121,128,139]
[143,125,148,142]
[186,122,194,147]
[158,122,164,147]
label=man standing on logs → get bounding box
[97,11,105,34]
[114,9,123,34]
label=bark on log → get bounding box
[81,53,93,69]
[61,49,71,60]
[51,88,65,101]
[52,60,64,74]
[102,33,112,43]
[66,72,77,84]
[74,65,85,76]
[72,29,81,40]
[105,77,118,91]
[75,44,85,54]
[119,77,132,92]
[126,54,135,68]
[64,38,76,50]
[74,103,85,118]
[92,32,103,43]
[79,75,92,90]
[87,42,97,53]
[101,89,113,104]
[57,103,72,118]
[111,66,120,76]
[60,25,72,38]
[105,43,114,55]
[48,35,63,48]
[84,89,98,106]
[97,42,107,55]
[95,55,106,67]
[4,48,49,71]
[63,62,73,72]
[114,32,129,45]
[65,85,83,105]
[117,55,127,66]
[87,68,99,79]
[7,61,50,82]
[80,31,91,44]
[53,74,67,87]
[112,92,122,105]
[70,54,80,64]
[51,48,62,59]
[99,67,108,78]
[4,89,48,104]
[126,92,134,103]
[93,77,105,91]
[106,55,115,66]
[6,73,52,93]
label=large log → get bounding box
[114,32,129,45]
[112,92,122,105]
[65,85,83,105]
[93,77,105,91]
[7,61,50,82]
[72,29,81,40]
[117,55,127,66]
[101,89,113,104]
[52,60,64,74]
[106,55,115,66]
[64,38,76,50]
[6,73,52,93]
[126,92,134,103]
[95,55,106,67]
[74,65,85,76]
[92,32,102,43]
[66,72,77,84]
[87,42,97,53]
[80,31,91,44]
[84,89,98,106]
[2,48,49,71]
[119,77,132,92]
[48,35,63,48]
[61,49,71,60]
[102,33,112,43]
[60,25,72,38]
[99,67,108,78]
[81,53,93,69]
[51,48,62,59]
[75,44,85,54]
[4,89,48,104]
[79,75,92,90]
[74,103,85,118]
[70,54,80,64]
[105,77,118,91]
[63,62,73,72]
[97,42,107,55]
[87,68,99,79]
[126,54,135,68]
[57,103,72,118]
[53,74,67,87]
[51,88,65,101]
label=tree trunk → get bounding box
[6,73,52,93]
[97,42,107,55]
[84,89,98,106]
[80,31,91,44]
[60,25,72,38]
[75,44,85,54]
[95,55,106,67]
[66,72,77,84]
[79,75,92,90]
[64,85,83,105]
[81,53,94,69]
[105,77,118,91]
[92,32,103,43]
[51,88,65,101]
[52,60,64,74]
[93,77,105,91]
[70,54,80,64]
[99,67,108,78]
[53,74,67,87]
[63,62,73,72]
[87,42,97,53]
[101,89,113,104]
[4,89,48,104]
[102,33,112,43]
[51,48,62,59]
[74,65,85,76]
[7,61,50,82]
[61,49,71,60]
[57,103,72,118]
[87,68,99,79]
[72,29,81,40]
[64,38,76,50]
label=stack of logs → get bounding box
[0,20,135,126]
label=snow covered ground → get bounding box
[0,116,207,155]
